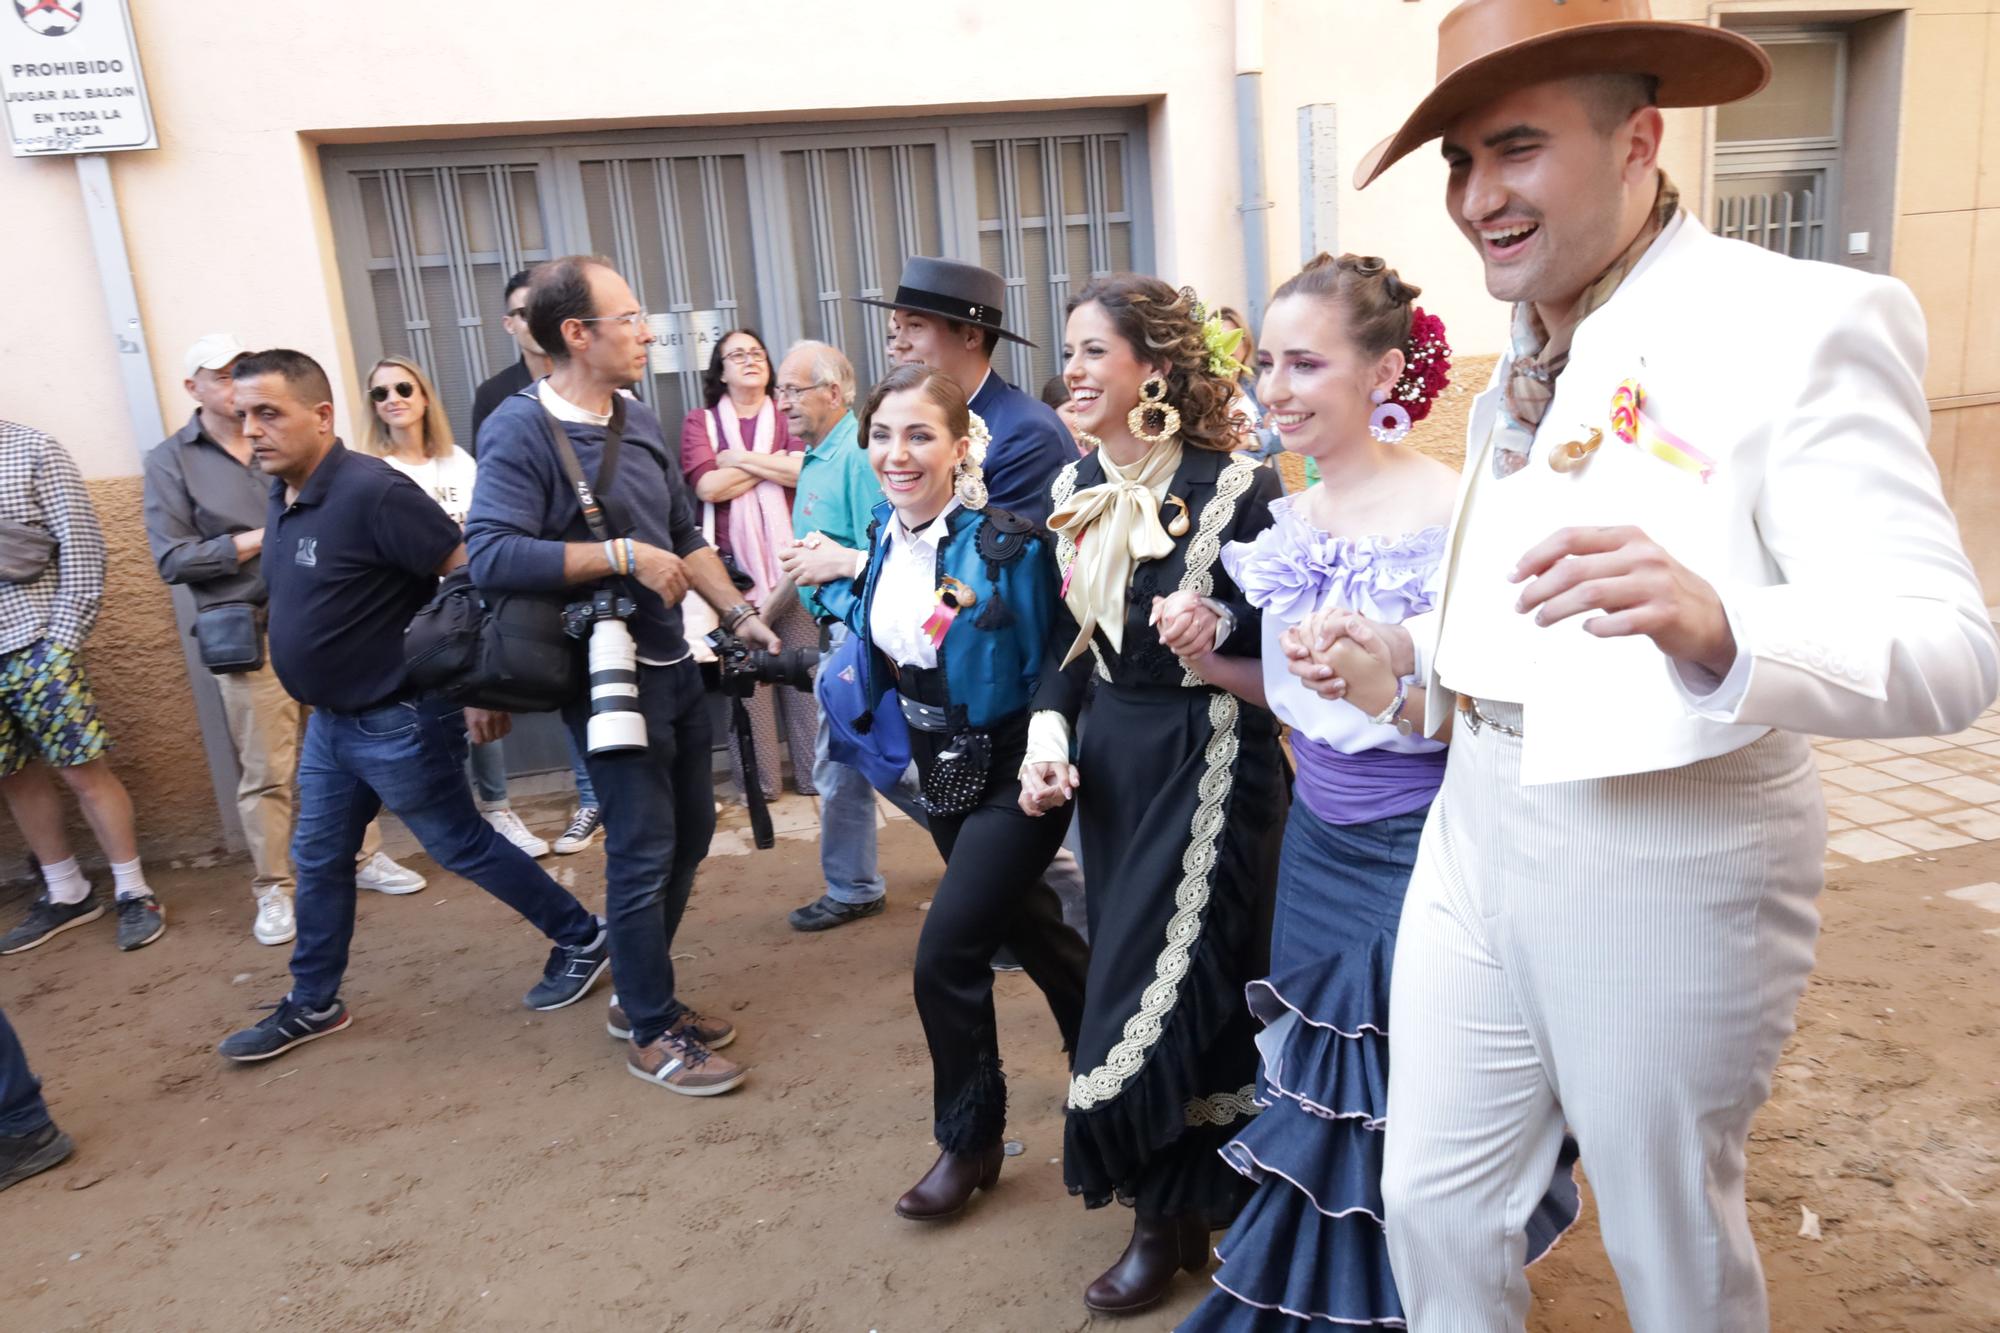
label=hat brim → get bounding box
[1354,23,1771,189]
[851,293,1036,346]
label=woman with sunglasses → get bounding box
[678,329,817,802]
[361,356,551,859]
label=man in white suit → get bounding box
[1289,1,2000,1329]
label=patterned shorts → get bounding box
[0,639,111,776]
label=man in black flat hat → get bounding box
[863,257,1074,526]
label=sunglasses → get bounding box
[369,381,417,403]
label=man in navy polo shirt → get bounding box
[215,349,608,1065]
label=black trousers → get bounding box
[909,712,1089,1154]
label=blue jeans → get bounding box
[812,626,927,905]
[467,737,508,806]
[0,1004,50,1136]
[288,697,597,1010]
[563,659,714,1047]
[565,728,597,809]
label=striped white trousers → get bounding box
[1382,702,1824,1332]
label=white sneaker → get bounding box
[483,807,551,859]
[253,889,296,946]
[355,851,427,895]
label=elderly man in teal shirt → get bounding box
[775,341,915,930]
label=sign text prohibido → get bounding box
[1,0,156,156]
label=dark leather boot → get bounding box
[1082,1211,1211,1314]
[893,1142,1004,1220]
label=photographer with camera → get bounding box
[466,256,779,1098]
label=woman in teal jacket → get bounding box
[807,364,1088,1224]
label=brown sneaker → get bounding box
[607,996,735,1050]
[627,1030,747,1097]
[669,1006,736,1051]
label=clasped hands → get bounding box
[777,530,863,588]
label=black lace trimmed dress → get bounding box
[1035,448,1288,1227]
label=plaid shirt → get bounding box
[0,420,106,655]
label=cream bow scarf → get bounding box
[1047,434,1184,667]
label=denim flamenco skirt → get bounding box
[1178,800,1580,1330]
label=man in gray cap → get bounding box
[143,334,425,949]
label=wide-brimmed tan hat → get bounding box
[1355,0,1770,189]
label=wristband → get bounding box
[603,540,621,576]
[621,538,636,577]
[720,602,755,633]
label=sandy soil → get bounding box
[0,794,1994,1332]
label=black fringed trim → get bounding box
[935,1052,1008,1155]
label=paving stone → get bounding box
[1931,808,2000,840]
[1972,740,2000,759]
[1940,725,2000,746]
[1821,766,1904,793]
[1944,882,2000,913]
[1826,816,1855,832]
[1874,818,1977,851]
[1928,775,2000,805]
[1821,739,1901,762]
[1812,750,1853,772]
[1876,735,1956,755]
[1869,757,1960,783]
[1873,785,1964,816]
[1928,749,2000,777]
[1826,828,1916,863]
[1824,793,1909,825]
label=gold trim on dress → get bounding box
[1185,1084,1262,1127]
[1177,454,1259,686]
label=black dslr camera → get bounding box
[562,587,637,640]
[706,629,819,698]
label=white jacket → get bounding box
[1420,214,1998,785]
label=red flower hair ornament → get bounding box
[1390,307,1452,423]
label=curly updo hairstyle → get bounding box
[1066,274,1241,454]
[1270,253,1422,362]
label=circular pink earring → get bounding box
[1369,389,1411,444]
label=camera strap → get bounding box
[538,400,625,545]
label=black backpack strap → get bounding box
[539,397,626,542]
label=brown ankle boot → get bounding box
[893,1142,1004,1220]
[1082,1212,1210,1314]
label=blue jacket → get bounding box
[970,372,1074,527]
[817,501,1056,731]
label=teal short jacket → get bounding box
[816,501,1056,731]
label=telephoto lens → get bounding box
[586,618,648,754]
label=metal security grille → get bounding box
[1710,29,1844,262]
[574,151,763,428]
[351,164,554,446]
[970,132,1136,392]
[778,141,945,388]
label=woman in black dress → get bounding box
[1020,276,1285,1314]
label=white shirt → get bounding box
[381,445,478,527]
[869,499,961,668]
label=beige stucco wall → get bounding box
[1,0,1994,860]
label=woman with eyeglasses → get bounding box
[361,356,551,859]
[677,329,817,801]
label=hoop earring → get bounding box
[953,458,989,510]
[1368,388,1411,445]
[1126,376,1182,445]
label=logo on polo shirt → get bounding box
[294,537,318,567]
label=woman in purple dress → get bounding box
[1175,255,1578,1329]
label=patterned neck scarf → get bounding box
[1491,174,1680,478]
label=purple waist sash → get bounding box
[1291,734,1447,826]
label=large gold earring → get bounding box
[1126,376,1181,445]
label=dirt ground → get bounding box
[1,790,1995,1333]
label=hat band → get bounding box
[894,285,1002,327]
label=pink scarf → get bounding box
[714,398,794,605]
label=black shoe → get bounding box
[788,894,885,932]
[0,892,104,955]
[114,895,166,951]
[551,806,602,855]
[0,1122,75,1193]
[525,918,610,1011]
[991,946,1025,974]
[219,997,351,1063]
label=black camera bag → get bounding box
[403,400,626,712]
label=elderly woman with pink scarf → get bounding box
[679,328,818,801]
